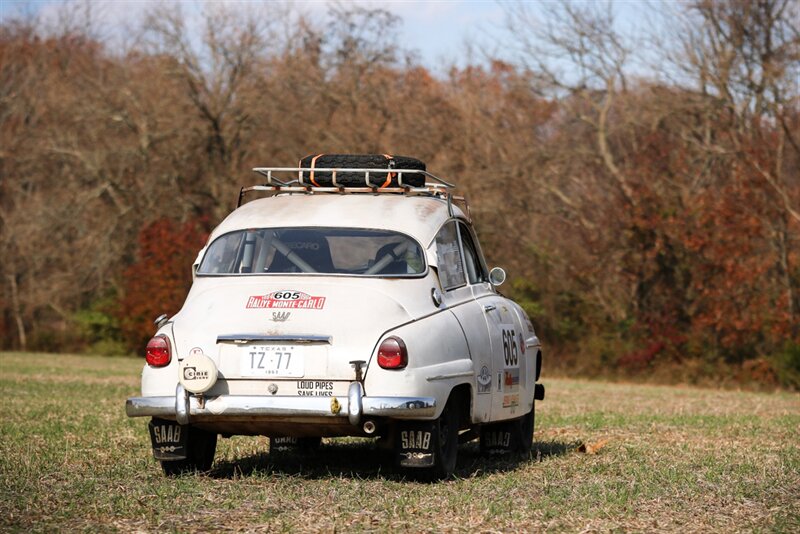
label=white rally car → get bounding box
[126,155,544,479]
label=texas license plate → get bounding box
[240,345,304,377]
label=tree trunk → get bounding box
[7,273,26,351]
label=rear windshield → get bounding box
[198,228,425,276]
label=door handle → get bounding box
[483,304,496,312]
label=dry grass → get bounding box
[1,352,798,532]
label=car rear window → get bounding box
[197,228,425,276]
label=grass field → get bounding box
[1,352,798,532]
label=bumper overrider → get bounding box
[126,382,436,425]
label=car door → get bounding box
[434,220,494,423]
[454,221,530,421]
[434,219,531,423]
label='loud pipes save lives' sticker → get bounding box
[246,290,326,310]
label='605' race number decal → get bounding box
[502,327,519,367]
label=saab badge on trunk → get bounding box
[271,311,291,322]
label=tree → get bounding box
[118,217,207,351]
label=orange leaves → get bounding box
[577,439,609,455]
[684,176,787,353]
[0,12,797,381]
[117,218,208,351]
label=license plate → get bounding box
[240,345,304,377]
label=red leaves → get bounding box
[117,217,208,351]
[618,341,665,371]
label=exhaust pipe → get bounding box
[363,420,377,435]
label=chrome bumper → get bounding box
[126,383,436,425]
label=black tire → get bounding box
[479,402,535,456]
[409,400,459,481]
[432,401,459,479]
[299,154,426,187]
[297,436,322,451]
[160,426,217,476]
[515,403,535,453]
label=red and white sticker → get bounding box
[246,291,326,310]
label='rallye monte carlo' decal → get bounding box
[246,291,326,310]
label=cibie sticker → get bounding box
[179,351,218,394]
[247,291,326,310]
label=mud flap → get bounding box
[396,420,438,468]
[269,436,322,452]
[480,405,534,456]
[270,436,299,452]
[479,422,516,456]
[148,418,188,460]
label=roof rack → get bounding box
[240,167,469,220]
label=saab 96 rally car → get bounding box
[126,154,545,479]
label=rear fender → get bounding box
[141,323,180,397]
[363,311,472,420]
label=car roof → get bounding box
[209,193,466,246]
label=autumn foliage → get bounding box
[1,1,798,387]
[118,218,207,351]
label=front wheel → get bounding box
[160,426,217,476]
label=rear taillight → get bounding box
[377,336,407,369]
[145,335,171,367]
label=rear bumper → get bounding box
[126,383,436,425]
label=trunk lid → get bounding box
[171,277,415,380]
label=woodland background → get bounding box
[1,1,798,388]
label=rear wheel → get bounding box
[160,426,217,476]
[430,400,459,479]
[398,399,459,481]
[479,403,535,456]
[516,403,535,452]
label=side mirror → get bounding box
[489,267,506,287]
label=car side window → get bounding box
[434,221,466,290]
[457,222,487,285]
